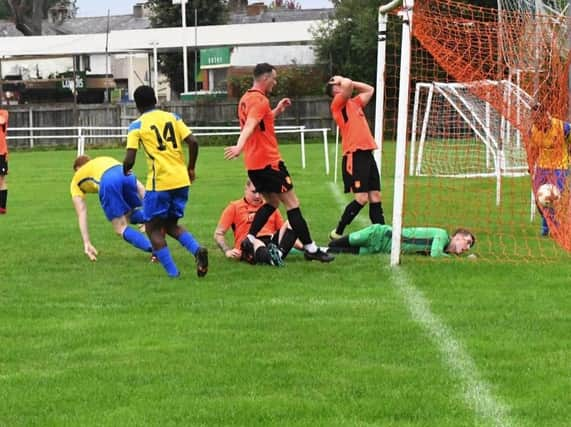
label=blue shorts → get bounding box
[99,165,142,221]
[144,186,189,220]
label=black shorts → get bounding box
[258,233,279,246]
[0,154,7,176]
[342,150,380,193]
[248,161,294,194]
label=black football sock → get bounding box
[278,228,297,259]
[369,202,385,224]
[335,200,364,234]
[249,203,276,236]
[287,207,312,245]
[0,189,6,210]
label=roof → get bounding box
[0,20,322,57]
[228,8,333,24]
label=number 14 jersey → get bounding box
[127,109,192,191]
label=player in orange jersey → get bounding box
[214,179,301,266]
[224,63,333,263]
[325,75,385,240]
[0,109,9,214]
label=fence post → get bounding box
[300,125,306,169]
[322,129,329,175]
[77,127,84,156]
[29,109,34,148]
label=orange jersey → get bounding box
[218,198,284,249]
[238,89,282,170]
[531,117,570,170]
[0,110,8,156]
[331,95,377,155]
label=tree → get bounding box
[147,0,228,96]
[1,0,66,34]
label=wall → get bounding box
[3,96,344,149]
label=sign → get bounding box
[200,47,231,69]
[57,71,86,92]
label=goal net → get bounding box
[379,0,571,261]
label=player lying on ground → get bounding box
[327,224,475,257]
[214,178,301,266]
[71,155,152,261]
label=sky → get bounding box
[75,0,333,18]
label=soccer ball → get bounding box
[536,183,561,207]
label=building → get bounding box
[0,2,333,104]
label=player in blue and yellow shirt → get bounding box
[123,85,208,278]
[529,103,571,236]
[327,224,475,257]
[71,155,152,261]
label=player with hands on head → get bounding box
[224,62,333,263]
[123,85,208,278]
[325,75,385,240]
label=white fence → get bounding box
[7,125,332,174]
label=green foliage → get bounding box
[146,0,228,95]
[228,65,327,99]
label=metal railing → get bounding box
[7,125,332,174]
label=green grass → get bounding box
[1,143,570,426]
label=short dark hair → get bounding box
[253,63,275,79]
[325,82,335,98]
[452,228,476,248]
[134,85,157,111]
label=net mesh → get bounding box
[383,0,571,259]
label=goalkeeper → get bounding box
[327,224,475,257]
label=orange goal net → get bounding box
[383,0,571,260]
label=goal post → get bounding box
[377,0,571,262]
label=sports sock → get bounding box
[278,228,297,259]
[328,235,352,248]
[287,207,312,245]
[369,202,385,224]
[155,246,179,277]
[336,200,364,234]
[130,208,145,224]
[0,189,7,210]
[122,227,152,252]
[178,231,201,256]
[249,204,276,236]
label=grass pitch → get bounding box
[1,143,570,426]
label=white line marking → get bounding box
[328,182,514,427]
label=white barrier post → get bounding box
[29,109,34,148]
[334,126,339,183]
[322,128,329,175]
[77,127,84,156]
[300,125,306,168]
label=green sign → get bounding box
[200,47,231,69]
[57,71,87,92]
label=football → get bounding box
[536,183,561,207]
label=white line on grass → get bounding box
[328,182,514,427]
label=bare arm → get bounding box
[185,133,199,182]
[224,116,259,160]
[214,225,241,259]
[72,195,98,261]
[352,80,374,107]
[272,98,292,118]
[123,148,137,175]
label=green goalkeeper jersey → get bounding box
[348,224,451,257]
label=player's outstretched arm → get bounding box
[72,195,98,261]
[272,98,292,117]
[224,116,259,160]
